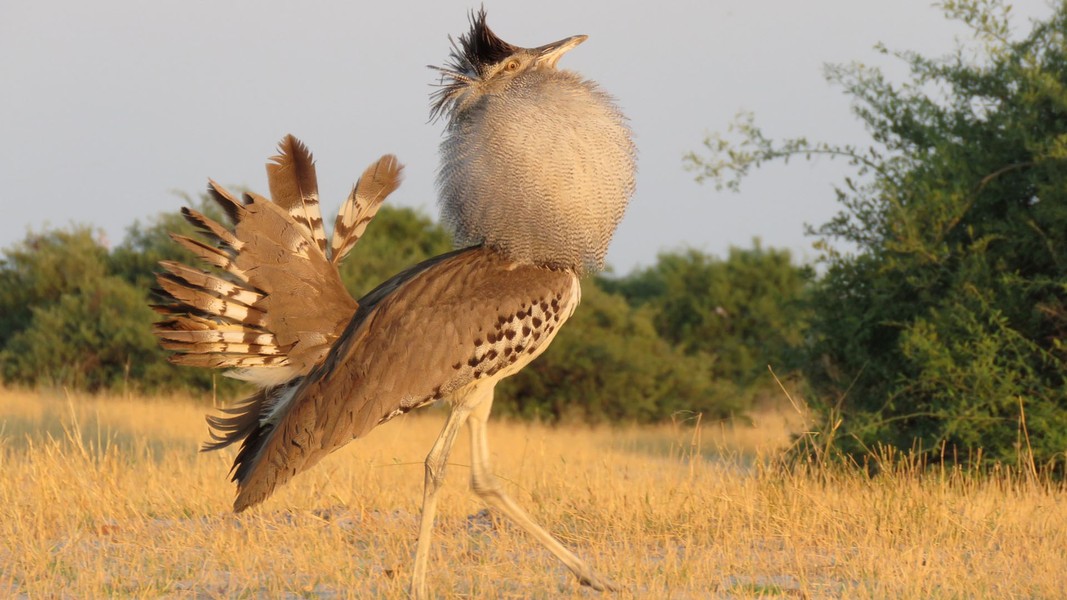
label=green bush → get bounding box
[688,0,1067,468]
[3,275,159,390]
[0,224,220,393]
[0,227,109,344]
[603,243,813,409]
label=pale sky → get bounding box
[0,1,1053,274]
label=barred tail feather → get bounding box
[158,339,284,359]
[169,234,248,281]
[167,352,290,370]
[154,326,278,348]
[158,261,262,307]
[156,274,267,327]
[267,135,327,256]
[180,207,244,250]
[207,179,246,225]
[330,154,403,265]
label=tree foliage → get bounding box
[0,227,160,390]
[687,0,1067,468]
[0,227,109,344]
[3,274,161,391]
[0,218,227,392]
[603,243,813,407]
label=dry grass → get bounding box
[1,388,1065,599]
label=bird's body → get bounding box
[225,246,580,510]
[153,9,634,597]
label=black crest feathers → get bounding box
[461,8,517,70]
[429,8,517,121]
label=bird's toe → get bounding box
[578,572,620,593]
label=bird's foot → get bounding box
[578,571,620,593]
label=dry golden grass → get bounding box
[2,388,1065,598]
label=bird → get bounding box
[151,9,635,598]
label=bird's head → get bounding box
[430,9,587,122]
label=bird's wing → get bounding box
[153,136,403,386]
[227,246,581,511]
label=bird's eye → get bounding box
[504,59,520,72]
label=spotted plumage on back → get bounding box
[226,246,580,511]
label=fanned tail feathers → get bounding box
[152,135,405,491]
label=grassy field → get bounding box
[1,388,1065,598]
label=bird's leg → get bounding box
[411,402,472,599]
[466,395,618,592]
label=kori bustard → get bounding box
[153,10,635,596]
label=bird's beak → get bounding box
[534,35,588,68]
